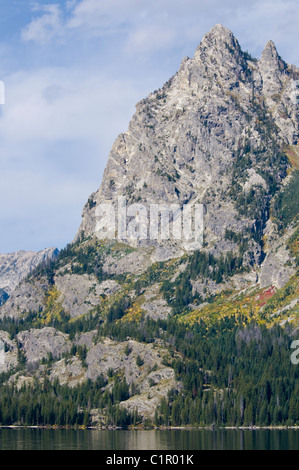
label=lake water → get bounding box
[0,428,298,450]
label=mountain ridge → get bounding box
[76,24,298,258]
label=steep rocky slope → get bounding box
[77,25,298,256]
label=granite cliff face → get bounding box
[0,25,298,426]
[77,25,298,258]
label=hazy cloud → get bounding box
[0,65,145,252]
[21,4,64,44]
[20,0,299,64]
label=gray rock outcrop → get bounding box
[0,277,50,318]
[54,274,120,318]
[0,247,59,296]
[16,327,71,364]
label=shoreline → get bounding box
[1,424,299,431]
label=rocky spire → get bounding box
[193,23,243,72]
[258,39,289,111]
[204,24,236,42]
[194,24,240,56]
[259,39,286,73]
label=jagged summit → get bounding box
[260,39,286,72]
[194,23,241,62]
[204,23,234,39]
[257,37,296,144]
[263,39,277,53]
[76,25,298,252]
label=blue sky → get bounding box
[1,0,299,254]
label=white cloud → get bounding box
[22,0,141,43]
[125,24,176,56]
[0,64,147,252]
[66,0,140,30]
[21,4,64,44]
[20,0,299,65]
[224,0,299,63]
[0,166,92,251]
[1,67,141,145]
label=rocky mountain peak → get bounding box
[193,24,242,66]
[263,39,278,53]
[203,23,236,43]
[257,38,298,144]
[76,24,298,261]
[259,39,286,73]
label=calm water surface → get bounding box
[0,428,298,450]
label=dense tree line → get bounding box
[154,318,299,427]
[0,373,138,428]
[0,310,298,428]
